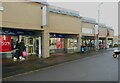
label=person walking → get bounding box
[15,40,20,59]
[19,39,26,60]
[13,40,20,61]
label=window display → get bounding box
[28,37,33,44]
[67,38,78,53]
[49,34,78,54]
[1,28,42,59]
[56,38,62,49]
[49,38,65,53]
[0,35,11,52]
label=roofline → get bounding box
[47,6,80,18]
[31,0,48,5]
[81,18,96,24]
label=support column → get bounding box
[112,38,114,47]
[64,38,67,53]
[0,3,2,81]
[42,29,49,58]
[105,37,108,49]
[77,34,81,52]
[38,37,41,58]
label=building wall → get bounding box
[0,2,2,27]
[118,35,120,45]
[0,11,2,27]
[113,36,118,44]
[48,12,81,34]
[99,27,107,38]
[1,0,31,2]
[48,12,82,52]
[2,2,50,58]
[82,22,95,36]
[2,2,43,30]
[108,29,114,38]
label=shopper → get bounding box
[15,40,20,59]
[19,39,26,60]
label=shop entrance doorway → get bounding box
[20,36,41,58]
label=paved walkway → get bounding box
[2,49,108,78]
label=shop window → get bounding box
[67,38,78,53]
[0,35,19,52]
[56,38,63,49]
[28,46,33,53]
[28,37,33,44]
[0,35,11,52]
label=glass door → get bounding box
[20,36,41,57]
[34,37,39,55]
[20,36,28,55]
[27,37,34,55]
[20,36,34,55]
[33,37,42,58]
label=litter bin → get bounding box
[81,46,85,53]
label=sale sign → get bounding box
[56,38,62,49]
[0,35,11,52]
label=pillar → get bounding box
[112,38,114,47]
[64,38,67,53]
[38,37,42,58]
[105,37,108,49]
[0,2,2,81]
[42,27,50,58]
[77,34,81,52]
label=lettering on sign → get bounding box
[82,28,93,34]
[0,35,11,52]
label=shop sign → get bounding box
[50,33,77,38]
[1,28,35,36]
[50,34,67,38]
[0,35,11,52]
[82,28,93,34]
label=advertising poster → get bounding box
[56,38,62,49]
[0,35,11,52]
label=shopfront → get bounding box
[107,38,113,47]
[49,33,78,54]
[106,28,114,48]
[99,38,106,49]
[82,36,95,52]
[1,28,42,58]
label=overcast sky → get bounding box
[46,1,118,36]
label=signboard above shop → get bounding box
[50,33,78,38]
[1,28,34,36]
[0,28,42,36]
[82,28,93,34]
